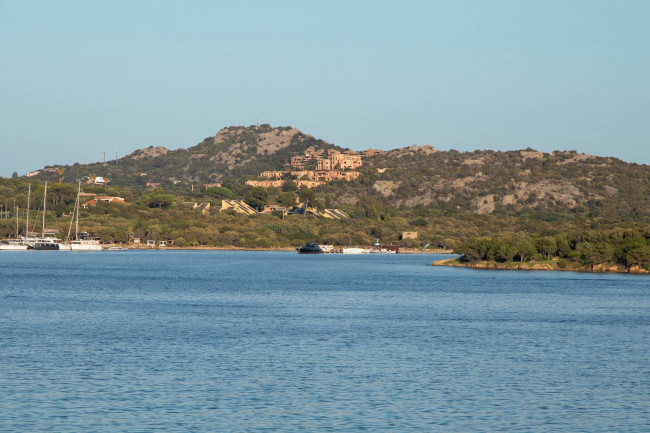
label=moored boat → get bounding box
[69,239,103,251]
[297,242,324,254]
[64,182,103,251]
[32,182,69,250]
[341,247,372,254]
[33,238,63,250]
[0,240,28,250]
[0,203,29,250]
[370,247,397,254]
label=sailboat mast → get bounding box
[42,181,47,237]
[26,184,31,236]
[75,181,80,241]
[16,205,19,239]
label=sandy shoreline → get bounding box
[107,245,454,254]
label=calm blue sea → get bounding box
[0,251,649,432]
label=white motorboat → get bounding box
[370,248,396,254]
[341,247,372,254]
[33,237,66,251]
[0,240,28,250]
[69,239,103,251]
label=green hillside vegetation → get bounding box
[34,125,341,189]
[1,176,649,269]
[7,124,650,270]
[28,125,650,225]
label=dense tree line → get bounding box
[457,229,650,270]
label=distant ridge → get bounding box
[24,125,650,220]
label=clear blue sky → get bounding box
[1,0,649,176]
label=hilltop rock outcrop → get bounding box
[128,146,169,160]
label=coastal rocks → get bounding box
[588,263,650,274]
[591,263,627,273]
[432,258,466,267]
[626,265,649,274]
[432,258,650,274]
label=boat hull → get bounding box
[33,243,59,250]
[297,242,324,254]
[0,244,29,250]
[341,247,371,254]
[70,242,103,251]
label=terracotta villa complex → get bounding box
[246,148,383,188]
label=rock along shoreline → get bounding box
[432,257,649,275]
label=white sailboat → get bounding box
[66,181,102,251]
[19,184,38,248]
[33,182,70,250]
[340,234,373,254]
[0,204,29,250]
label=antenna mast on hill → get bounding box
[103,150,106,164]
[115,150,118,165]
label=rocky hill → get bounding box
[349,147,650,222]
[33,125,341,187]
[26,124,650,222]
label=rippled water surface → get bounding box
[1,251,649,432]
